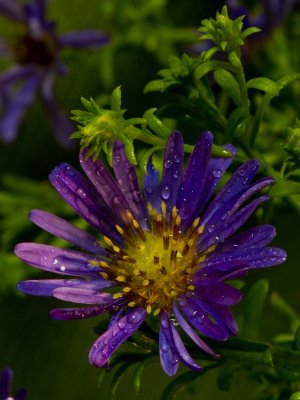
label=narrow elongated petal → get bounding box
[0,74,39,142]
[53,288,118,305]
[0,367,12,397]
[112,141,148,228]
[49,163,121,242]
[79,150,130,225]
[17,278,114,297]
[144,157,160,210]
[177,131,213,224]
[179,297,229,340]
[29,209,108,255]
[58,30,110,48]
[215,225,276,254]
[14,243,103,277]
[89,308,146,367]
[159,316,179,376]
[161,131,184,216]
[199,300,238,335]
[197,282,242,306]
[50,305,109,320]
[173,304,220,358]
[0,65,35,87]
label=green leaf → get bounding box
[293,325,300,351]
[241,26,261,40]
[160,371,200,400]
[214,69,241,106]
[240,279,269,339]
[277,73,300,91]
[132,356,157,393]
[246,78,278,95]
[194,60,233,81]
[224,108,243,141]
[144,79,176,93]
[269,180,300,197]
[270,292,300,333]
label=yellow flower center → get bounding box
[93,202,213,315]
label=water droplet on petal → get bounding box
[213,169,222,178]
[173,170,179,179]
[237,168,246,177]
[207,224,215,233]
[60,266,66,272]
[161,344,169,353]
[114,155,121,163]
[164,159,172,169]
[174,153,183,163]
[145,186,153,194]
[161,185,171,200]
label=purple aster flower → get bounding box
[15,131,286,375]
[0,0,109,147]
[0,367,27,400]
[227,0,296,34]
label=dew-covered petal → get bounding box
[53,288,117,305]
[108,307,124,329]
[0,367,12,397]
[182,143,236,229]
[144,157,160,211]
[201,159,260,225]
[204,247,287,269]
[49,163,120,242]
[0,74,39,142]
[89,307,147,367]
[112,141,148,228]
[17,278,114,297]
[173,304,220,358]
[199,300,238,335]
[15,243,104,277]
[176,131,213,225]
[178,296,229,340]
[29,209,108,255]
[214,225,276,254]
[0,0,24,22]
[49,305,109,320]
[79,150,130,225]
[159,313,179,376]
[196,282,242,306]
[161,131,184,216]
[57,30,110,48]
[199,195,269,251]
[194,265,249,286]
[40,70,75,149]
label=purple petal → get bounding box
[17,278,114,297]
[204,247,287,269]
[178,296,229,340]
[196,283,242,306]
[194,265,249,286]
[0,0,24,22]
[108,307,125,329]
[53,288,118,305]
[89,307,147,367]
[14,243,104,277]
[29,209,108,255]
[58,30,110,48]
[173,304,220,358]
[40,71,75,149]
[159,314,179,376]
[161,131,184,217]
[0,367,12,397]
[199,195,270,251]
[160,311,202,372]
[112,141,148,229]
[143,157,161,211]
[0,74,39,142]
[201,159,260,225]
[79,151,130,226]
[214,225,276,254]
[176,131,212,227]
[0,65,36,87]
[50,305,108,320]
[49,163,121,242]
[199,300,238,335]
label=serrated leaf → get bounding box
[240,279,269,339]
[246,78,278,95]
[269,180,300,197]
[214,69,242,106]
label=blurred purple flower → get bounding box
[0,0,109,148]
[16,131,286,375]
[0,367,27,400]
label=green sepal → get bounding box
[214,69,242,106]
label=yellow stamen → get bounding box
[128,301,136,307]
[113,293,123,299]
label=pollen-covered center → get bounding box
[94,203,209,315]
